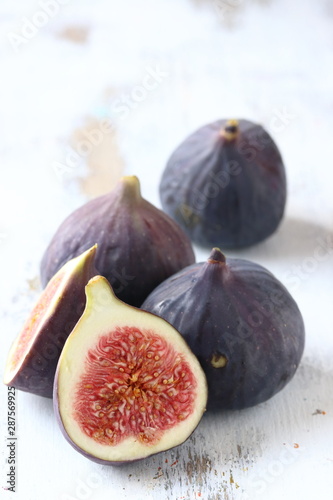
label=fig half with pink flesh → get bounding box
[54,276,207,464]
[4,246,98,398]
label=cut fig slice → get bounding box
[4,246,98,398]
[54,276,207,464]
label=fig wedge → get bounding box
[4,246,98,398]
[54,276,207,464]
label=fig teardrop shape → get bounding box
[159,119,287,248]
[54,276,207,464]
[41,176,195,307]
[4,246,98,398]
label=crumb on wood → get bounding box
[312,409,326,415]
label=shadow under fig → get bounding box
[197,216,333,264]
[199,355,333,459]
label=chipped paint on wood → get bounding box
[70,117,125,198]
[57,25,90,44]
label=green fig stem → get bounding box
[221,119,239,141]
[208,248,226,265]
[119,176,142,203]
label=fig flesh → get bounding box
[4,246,98,398]
[41,176,195,307]
[54,276,207,464]
[142,248,305,410]
[160,119,287,248]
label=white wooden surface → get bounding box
[1,0,333,499]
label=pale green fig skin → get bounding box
[53,276,208,465]
[142,248,305,411]
[40,176,195,307]
[4,246,98,398]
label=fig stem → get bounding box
[120,176,142,203]
[221,119,239,141]
[208,248,226,265]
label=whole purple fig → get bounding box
[41,176,195,307]
[142,248,305,410]
[160,119,287,248]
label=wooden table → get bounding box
[1,0,333,498]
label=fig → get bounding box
[40,176,195,307]
[142,248,305,410]
[4,246,98,398]
[54,276,207,464]
[159,119,287,248]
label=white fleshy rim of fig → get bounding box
[54,276,207,463]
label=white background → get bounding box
[1,0,333,499]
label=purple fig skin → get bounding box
[160,119,287,248]
[53,277,207,465]
[40,176,195,307]
[142,248,305,411]
[4,247,98,398]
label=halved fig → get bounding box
[41,176,195,307]
[54,276,207,464]
[4,246,98,398]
